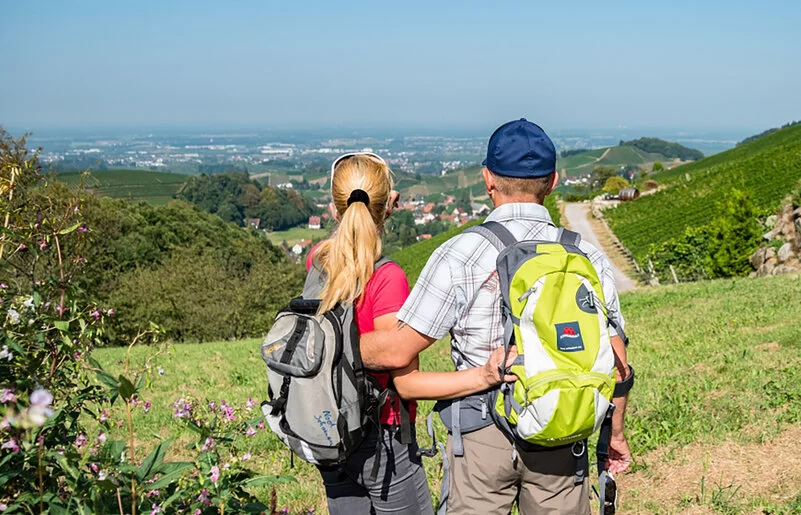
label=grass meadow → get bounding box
[93,273,801,514]
[54,169,188,205]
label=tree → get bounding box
[603,176,630,194]
[652,161,664,172]
[590,166,619,191]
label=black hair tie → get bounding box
[347,189,370,207]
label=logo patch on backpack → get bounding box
[555,322,585,352]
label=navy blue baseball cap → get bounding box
[482,118,557,178]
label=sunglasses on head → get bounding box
[329,152,387,182]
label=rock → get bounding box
[758,259,777,276]
[751,248,767,269]
[777,242,795,263]
[763,229,778,241]
[794,207,801,218]
[772,264,799,276]
[766,247,776,261]
[781,221,796,238]
[765,215,777,228]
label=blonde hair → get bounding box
[315,154,393,313]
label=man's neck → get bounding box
[491,194,544,208]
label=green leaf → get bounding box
[242,502,270,513]
[58,222,81,235]
[240,475,295,488]
[136,439,172,482]
[144,465,193,490]
[95,369,119,390]
[157,461,193,475]
[118,374,136,400]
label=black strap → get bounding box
[557,227,582,247]
[369,390,391,481]
[596,404,616,514]
[463,221,517,252]
[269,318,309,415]
[613,365,635,397]
[397,392,412,445]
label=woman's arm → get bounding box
[372,313,517,401]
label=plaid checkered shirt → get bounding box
[397,202,626,371]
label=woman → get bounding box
[309,152,515,515]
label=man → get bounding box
[361,119,632,514]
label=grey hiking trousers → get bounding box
[318,424,434,515]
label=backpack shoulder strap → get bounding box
[374,255,394,270]
[556,227,582,247]
[463,221,517,252]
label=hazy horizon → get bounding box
[2,1,799,132]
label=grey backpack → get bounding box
[261,257,400,473]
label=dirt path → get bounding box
[563,203,636,292]
[574,147,612,171]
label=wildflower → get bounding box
[74,205,80,214]
[146,489,160,497]
[106,308,115,316]
[172,398,192,419]
[194,510,201,515]
[75,433,87,449]
[223,405,235,421]
[55,304,67,316]
[0,346,12,361]
[117,419,124,428]
[0,282,7,289]
[39,240,48,250]
[1,389,16,404]
[90,463,99,473]
[280,508,289,514]
[144,400,151,413]
[1,438,19,452]
[242,451,252,462]
[130,396,138,408]
[90,309,102,321]
[207,401,217,412]
[246,426,257,437]
[210,465,220,483]
[22,297,35,309]
[197,489,212,505]
[74,351,83,360]
[99,409,109,423]
[257,420,265,431]
[77,224,88,233]
[6,310,19,325]
[157,367,164,376]
[150,503,162,514]
[15,243,27,253]
[201,437,215,452]
[98,471,108,481]
[97,431,106,443]
[246,397,257,411]
[74,256,86,264]
[28,388,54,426]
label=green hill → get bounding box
[556,138,702,177]
[605,123,801,261]
[54,169,187,205]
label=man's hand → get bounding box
[386,190,400,217]
[607,434,632,474]
[480,346,518,389]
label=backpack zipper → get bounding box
[522,371,612,400]
[518,284,539,303]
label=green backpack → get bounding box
[465,221,623,448]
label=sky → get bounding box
[1,0,800,133]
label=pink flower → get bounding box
[106,308,115,316]
[99,409,109,423]
[75,433,87,449]
[1,389,16,404]
[144,401,151,413]
[257,420,265,431]
[208,401,217,412]
[150,504,162,515]
[39,240,48,250]
[97,431,106,443]
[194,510,201,515]
[146,489,160,497]
[117,419,124,428]
[246,426,257,437]
[90,309,102,321]
[209,466,220,483]
[130,396,138,408]
[245,397,257,411]
[197,489,211,505]
[157,368,164,376]
[77,224,88,233]
[241,451,252,462]
[1,438,19,452]
[201,437,214,452]
[172,398,192,419]
[0,283,7,289]
[90,463,99,473]
[55,304,67,316]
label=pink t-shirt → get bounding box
[306,251,416,426]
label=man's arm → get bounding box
[360,319,437,370]
[609,333,632,474]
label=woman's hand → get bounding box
[481,345,519,388]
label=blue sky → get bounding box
[1,0,799,132]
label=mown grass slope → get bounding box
[93,273,801,514]
[55,169,187,205]
[605,124,801,260]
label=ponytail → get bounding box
[315,200,382,314]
